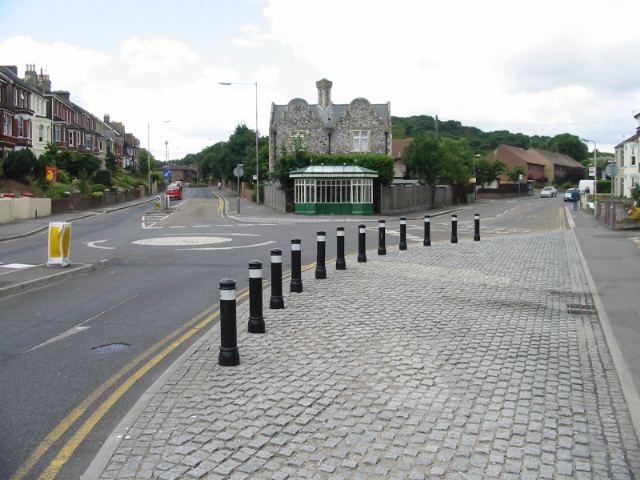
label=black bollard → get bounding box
[336,227,346,270]
[248,260,265,333]
[378,220,386,255]
[451,214,458,244]
[357,224,367,262]
[315,230,327,279]
[399,216,407,250]
[270,248,284,309]
[290,238,303,292]
[218,278,240,366]
[474,213,480,241]
[424,215,431,247]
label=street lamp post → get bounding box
[581,138,597,197]
[473,154,481,200]
[219,82,259,205]
[148,120,171,194]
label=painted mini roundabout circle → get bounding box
[133,236,232,246]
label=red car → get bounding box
[166,186,182,200]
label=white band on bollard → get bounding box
[271,255,282,263]
[317,235,326,242]
[337,231,345,236]
[359,227,366,233]
[220,290,236,301]
[249,269,262,278]
[292,244,301,250]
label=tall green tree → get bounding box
[402,132,444,186]
[474,157,507,187]
[507,165,527,183]
[551,133,589,163]
[105,145,117,171]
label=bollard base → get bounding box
[290,279,303,293]
[378,248,386,256]
[218,347,240,366]
[248,317,265,334]
[270,296,285,309]
[357,254,367,263]
[423,240,431,247]
[315,267,327,279]
[336,259,346,270]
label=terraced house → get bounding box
[0,64,139,169]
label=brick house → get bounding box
[268,79,392,170]
[491,144,546,183]
[0,65,37,159]
[527,148,585,184]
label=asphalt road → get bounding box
[0,191,567,480]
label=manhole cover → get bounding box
[92,343,130,353]
[567,304,597,315]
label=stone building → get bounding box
[268,79,392,170]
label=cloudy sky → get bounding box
[1,0,639,159]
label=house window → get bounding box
[352,130,369,152]
[54,124,61,141]
[69,131,74,146]
[39,125,44,142]
[632,146,636,166]
[3,114,13,135]
[290,130,307,150]
[86,135,92,149]
[17,119,24,137]
[99,140,103,152]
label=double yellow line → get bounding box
[12,193,235,480]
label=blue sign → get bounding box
[163,168,172,179]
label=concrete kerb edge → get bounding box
[566,205,640,445]
[81,296,252,480]
[0,263,94,299]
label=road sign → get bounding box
[589,166,596,177]
[234,166,244,177]
[605,164,620,176]
[163,168,172,179]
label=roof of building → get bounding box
[271,98,390,129]
[528,148,585,169]
[289,165,378,178]
[392,138,413,158]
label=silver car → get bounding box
[540,186,557,198]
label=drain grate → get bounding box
[92,343,130,353]
[567,303,597,315]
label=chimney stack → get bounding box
[316,78,333,109]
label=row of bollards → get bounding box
[219,213,481,366]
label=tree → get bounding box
[507,165,527,183]
[402,132,444,186]
[475,157,507,187]
[552,133,589,163]
[2,148,38,183]
[105,145,117,171]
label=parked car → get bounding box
[166,186,182,200]
[540,186,557,198]
[564,188,578,202]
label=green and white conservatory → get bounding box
[289,165,378,215]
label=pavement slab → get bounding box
[89,231,640,479]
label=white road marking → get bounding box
[0,263,35,269]
[132,236,233,246]
[87,240,116,250]
[178,240,277,251]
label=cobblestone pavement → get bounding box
[94,231,640,480]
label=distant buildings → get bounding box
[0,64,139,169]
